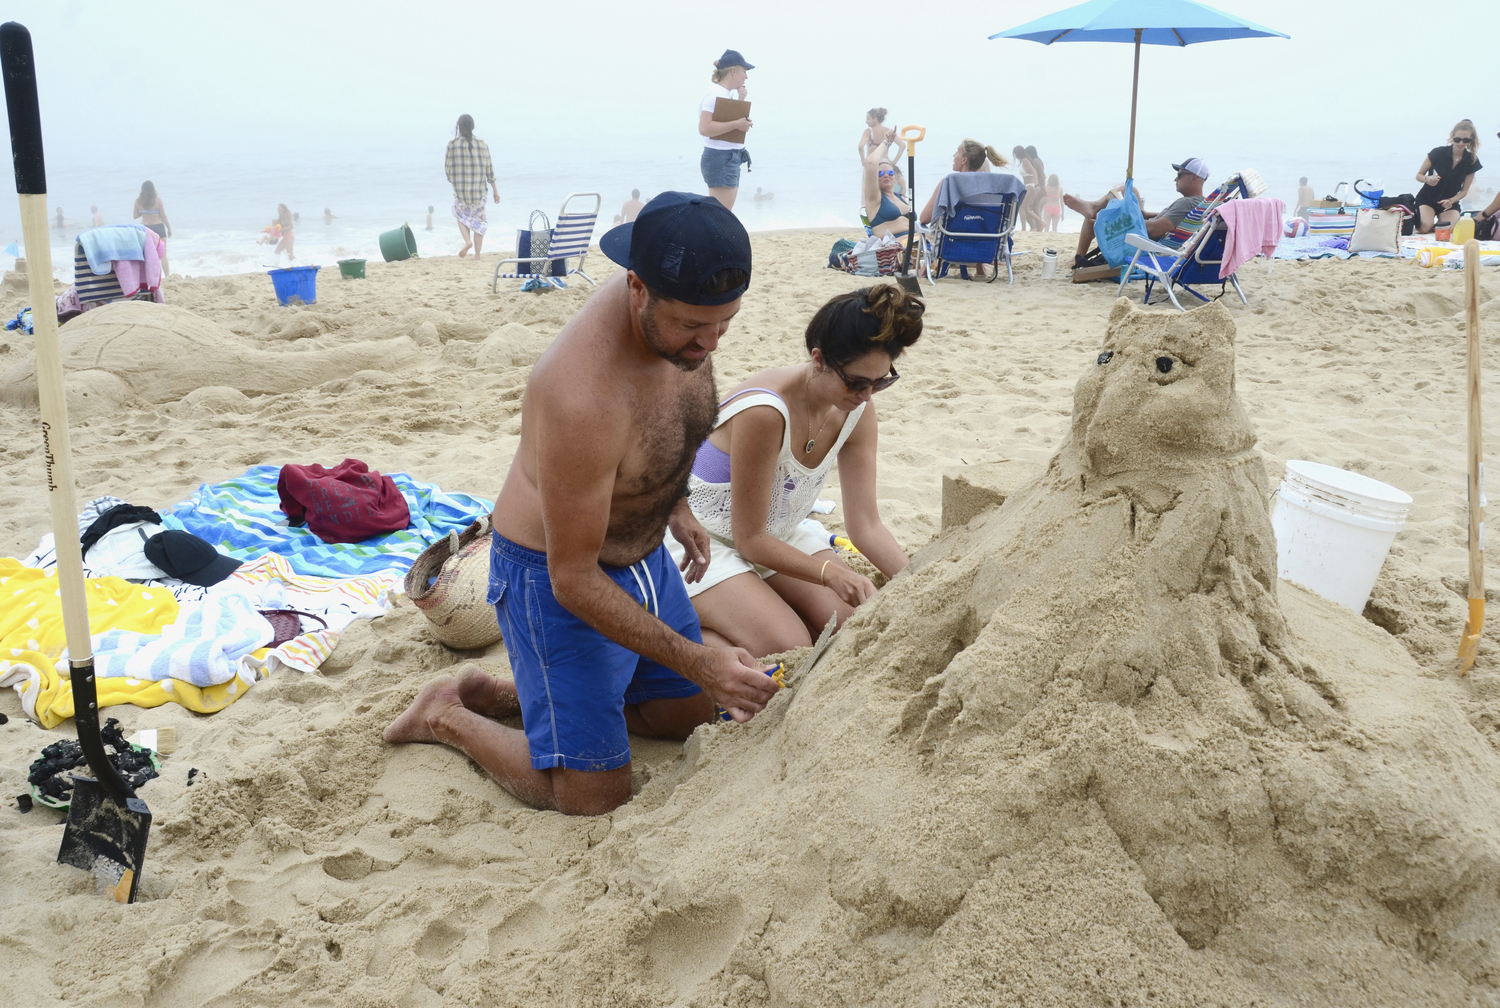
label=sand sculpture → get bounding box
[470,298,1500,1005]
[36,298,1500,1006]
[0,301,419,416]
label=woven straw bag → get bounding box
[404,514,502,649]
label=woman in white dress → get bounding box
[666,284,922,656]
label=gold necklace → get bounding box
[804,374,833,455]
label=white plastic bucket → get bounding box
[1270,460,1412,612]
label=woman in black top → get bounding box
[1413,119,1482,233]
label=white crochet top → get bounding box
[687,390,864,545]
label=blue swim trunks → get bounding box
[487,533,703,772]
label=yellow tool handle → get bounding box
[900,125,926,158]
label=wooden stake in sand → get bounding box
[1460,238,1485,675]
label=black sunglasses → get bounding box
[1454,136,1474,144]
[830,360,900,394]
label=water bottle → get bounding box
[1041,249,1058,279]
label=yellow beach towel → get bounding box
[0,560,179,727]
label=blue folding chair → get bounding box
[924,193,1019,284]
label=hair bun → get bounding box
[863,284,924,344]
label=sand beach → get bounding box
[0,228,1497,1007]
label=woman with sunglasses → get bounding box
[1413,119,1482,233]
[861,141,913,238]
[666,284,923,657]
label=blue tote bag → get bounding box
[1094,182,1147,268]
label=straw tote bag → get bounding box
[404,514,503,649]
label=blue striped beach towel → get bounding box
[162,465,493,579]
[90,592,274,688]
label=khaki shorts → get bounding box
[664,518,833,598]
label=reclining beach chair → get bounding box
[919,173,1028,284]
[492,192,600,293]
[1116,171,1266,311]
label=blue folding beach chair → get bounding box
[924,193,1020,284]
[492,192,600,293]
[1116,171,1270,311]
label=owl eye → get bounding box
[1156,357,1174,374]
[1096,351,1113,365]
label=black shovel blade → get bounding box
[896,273,922,296]
[58,773,151,903]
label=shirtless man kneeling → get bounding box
[385,193,780,815]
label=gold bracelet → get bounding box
[820,559,831,585]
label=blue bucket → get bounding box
[268,265,320,305]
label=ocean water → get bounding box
[0,127,1481,284]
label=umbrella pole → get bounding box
[1125,28,1141,186]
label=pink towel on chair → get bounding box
[113,231,163,298]
[1215,198,1285,278]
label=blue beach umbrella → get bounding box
[991,0,1288,186]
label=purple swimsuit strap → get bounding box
[719,387,784,408]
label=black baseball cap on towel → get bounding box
[143,530,242,587]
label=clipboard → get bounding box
[712,97,751,145]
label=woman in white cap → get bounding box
[698,50,754,211]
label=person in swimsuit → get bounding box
[1043,173,1062,232]
[273,203,295,260]
[90,206,103,227]
[1023,146,1047,232]
[132,181,171,275]
[861,142,912,239]
[383,193,779,816]
[666,283,920,656]
[425,205,435,231]
[1413,119,1482,233]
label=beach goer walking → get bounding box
[425,205,434,231]
[444,113,499,258]
[857,108,897,162]
[861,145,912,240]
[1064,158,1208,269]
[1023,147,1047,231]
[53,208,64,230]
[698,50,754,211]
[384,193,778,816]
[1295,177,1314,220]
[620,189,645,223]
[90,206,103,227]
[272,204,295,260]
[1043,174,1063,232]
[667,284,921,656]
[133,181,172,274]
[1013,146,1038,230]
[1413,120,1481,234]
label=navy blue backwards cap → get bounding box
[600,192,751,306]
[717,49,754,70]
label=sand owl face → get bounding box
[1070,299,1255,476]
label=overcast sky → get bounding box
[3,1,1497,202]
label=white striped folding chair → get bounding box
[492,192,601,293]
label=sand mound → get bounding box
[466,298,1498,1005]
[0,301,420,414]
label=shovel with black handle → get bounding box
[1,21,151,903]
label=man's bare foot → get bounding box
[383,675,463,743]
[458,242,472,258]
[1062,193,1090,216]
[455,664,522,719]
